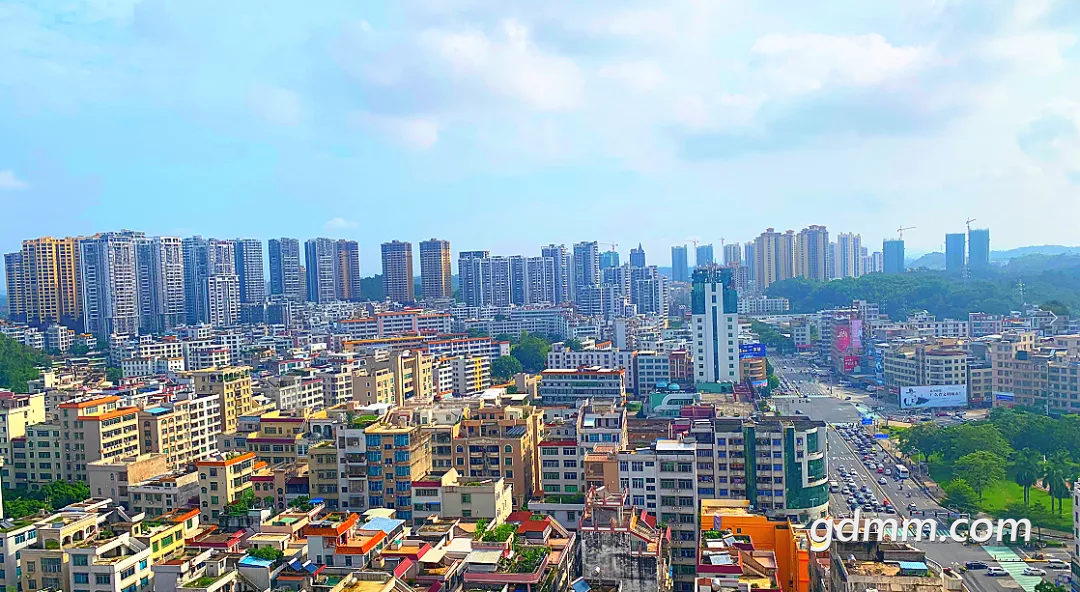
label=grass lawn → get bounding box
[929,462,1073,532]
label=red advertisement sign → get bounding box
[843,356,858,373]
[835,326,851,353]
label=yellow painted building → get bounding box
[59,395,140,483]
[197,452,258,520]
[188,366,253,435]
[17,237,83,328]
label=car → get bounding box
[986,567,1008,577]
[884,468,892,476]
[849,501,859,510]
[878,477,888,485]
[964,561,988,570]
[860,485,870,492]
[845,396,852,400]
[921,523,933,533]
[1022,567,1047,576]
[1046,559,1069,570]
[862,504,874,511]
[877,467,885,474]
[907,503,918,512]
[884,506,896,514]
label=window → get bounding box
[75,574,90,584]
[73,555,88,566]
[461,494,472,503]
[121,566,135,579]
[504,445,513,453]
[139,559,148,570]
[96,574,112,585]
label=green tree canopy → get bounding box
[510,332,552,373]
[247,546,285,562]
[943,478,979,514]
[0,334,49,393]
[1012,448,1044,506]
[954,450,1007,501]
[491,355,523,382]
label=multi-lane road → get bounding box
[767,355,1072,592]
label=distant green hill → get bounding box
[0,334,49,393]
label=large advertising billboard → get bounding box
[899,385,968,409]
[843,356,859,373]
[850,319,862,350]
[834,326,851,353]
[740,343,767,359]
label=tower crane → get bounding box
[897,226,915,240]
[966,218,977,233]
[605,242,619,252]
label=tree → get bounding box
[943,478,979,514]
[565,338,584,352]
[1012,448,1043,506]
[510,332,552,373]
[943,423,1013,462]
[1042,450,1075,515]
[1040,300,1071,317]
[41,481,90,508]
[954,450,1006,501]
[68,343,90,356]
[247,546,285,562]
[105,367,123,384]
[491,356,523,382]
[0,334,50,393]
[1036,581,1068,592]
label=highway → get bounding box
[768,354,1069,592]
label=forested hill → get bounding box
[767,263,1080,320]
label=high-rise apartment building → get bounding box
[304,237,338,303]
[541,244,572,304]
[599,250,620,270]
[794,225,829,281]
[573,241,601,303]
[335,239,362,301]
[696,244,714,266]
[753,228,795,290]
[363,422,431,523]
[80,231,141,337]
[723,242,741,266]
[832,233,862,279]
[381,240,415,303]
[134,236,186,332]
[458,250,489,307]
[233,238,265,304]
[743,243,756,284]
[945,233,966,272]
[671,245,689,283]
[183,237,240,325]
[968,228,990,269]
[692,266,740,384]
[58,396,141,482]
[268,237,303,301]
[419,238,452,300]
[510,255,555,305]
[3,252,25,323]
[629,244,646,267]
[10,237,83,329]
[882,239,905,274]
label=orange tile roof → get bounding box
[77,406,139,422]
[60,395,121,409]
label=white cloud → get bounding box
[324,217,357,230]
[418,19,584,111]
[598,61,667,92]
[351,112,441,150]
[248,86,305,125]
[751,33,934,93]
[983,32,1077,75]
[0,170,28,190]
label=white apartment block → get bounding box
[692,267,741,384]
[547,341,636,392]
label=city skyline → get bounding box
[2,2,1079,271]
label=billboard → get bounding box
[899,385,968,409]
[740,343,767,359]
[995,393,1015,402]
[834,326,851,353]
[843,356,859,373]
[850,319,863,350]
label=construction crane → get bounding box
[897,226,915,240]
[605,241,619,252]
[689,238,700,250]
[966,218,976,233]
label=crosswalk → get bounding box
[879,524,952,538]
[982,546,1042,592]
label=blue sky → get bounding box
[2,0,1080,273]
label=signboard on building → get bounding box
[899,385,968,409]
[751,379,768,389]
[834,326,851,353]
[843,356,859,373]
[850,319,863,350]
[740,343,767,359]
[995,392,1015,402]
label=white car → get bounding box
[878,477,888,485]
[1046,559,1069,570]
[1022,567,1046,576]
[986,567,1008,577]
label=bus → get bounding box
[895,465,910,479]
